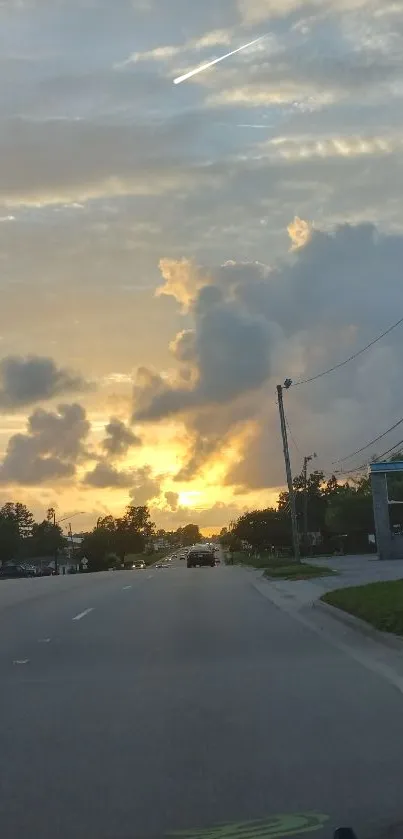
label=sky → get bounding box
[1,0,403,535]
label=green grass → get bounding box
[227,550,335,579]
[264,563,336,580]
[322,579,403,635]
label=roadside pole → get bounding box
[276,383,300,563]
[53,509,58,575]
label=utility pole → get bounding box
[52,509,58,576]
[276,382,300,563]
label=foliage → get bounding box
[219,527,243,552]
[0,502,35,539]
[176,523,202,546]
[80,505,155,570]
[30,518,65,558]
[325,488,374,536]
[0,513,20,561]
[232,509,291,551]
[322,580,403,636]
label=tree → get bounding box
[30,519,65,558]
[115,505,155,563]
[176,524,202,546]
[325,487,374,551]
[80,506,156,570]
[0,512,20,561]
[233,509,291,552]
[0,502,34,540]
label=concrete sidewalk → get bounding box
[246,553,403,693]
[260,554,403,609]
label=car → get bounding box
[132,561,145,570]
[171,554,177,560]
[0,563,34,579]
[179,553,187,560]
[187,548,215,568]
[39,566,55,576]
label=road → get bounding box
[1,556,403,839]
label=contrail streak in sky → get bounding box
[173,35,266,85]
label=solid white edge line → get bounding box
[72,608,94,621]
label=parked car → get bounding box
[0,563,34,579]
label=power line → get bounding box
[291,314,403,387]
[332,415,403,464]
[284,410,301,455]
[374,438,403,461]
[334,462,368,477]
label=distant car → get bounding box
[0,563,34,579]
[179,553,186,560]
[132,561,145,570]
[171,554,177,560]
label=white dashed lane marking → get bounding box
[122,585,132,590]
[72,608,94,621]
[13,659,29,665]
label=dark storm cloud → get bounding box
[129,466,161,505]
[0,355,91,411]
[102,418,141,458]
[133,220,403,483]
[83,461,134,488]
[0,403,90,485]
[134,288,272,420]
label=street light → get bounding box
[52,511,85,574]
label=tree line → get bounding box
[221,456,403,557]
[0,503,203,571]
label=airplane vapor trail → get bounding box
[173,35,266,85]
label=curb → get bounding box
[314,598,403,651]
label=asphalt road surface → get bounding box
[1,557,403,839]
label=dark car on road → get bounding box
[0,563,35,579]
[187,547,215,568]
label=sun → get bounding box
[178,491,202,508]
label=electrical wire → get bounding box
[284,410,301,455]
[291,314,403,387]
[334,462,368,477]
[374,438,403,462]
[332,415,403,464]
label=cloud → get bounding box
[156,258,209,313]
[169,330,197,363]
[0,403,90,486]
[165,490,179,510]
[0,355,91,411]
[0,117,218,207]
[83,461,133,488]
[129,466,161,506]
[152,500,245,531]
[134,271,272,421]
[102,417,141,457]
[135,219,403,485]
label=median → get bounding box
[322,579,403,636]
